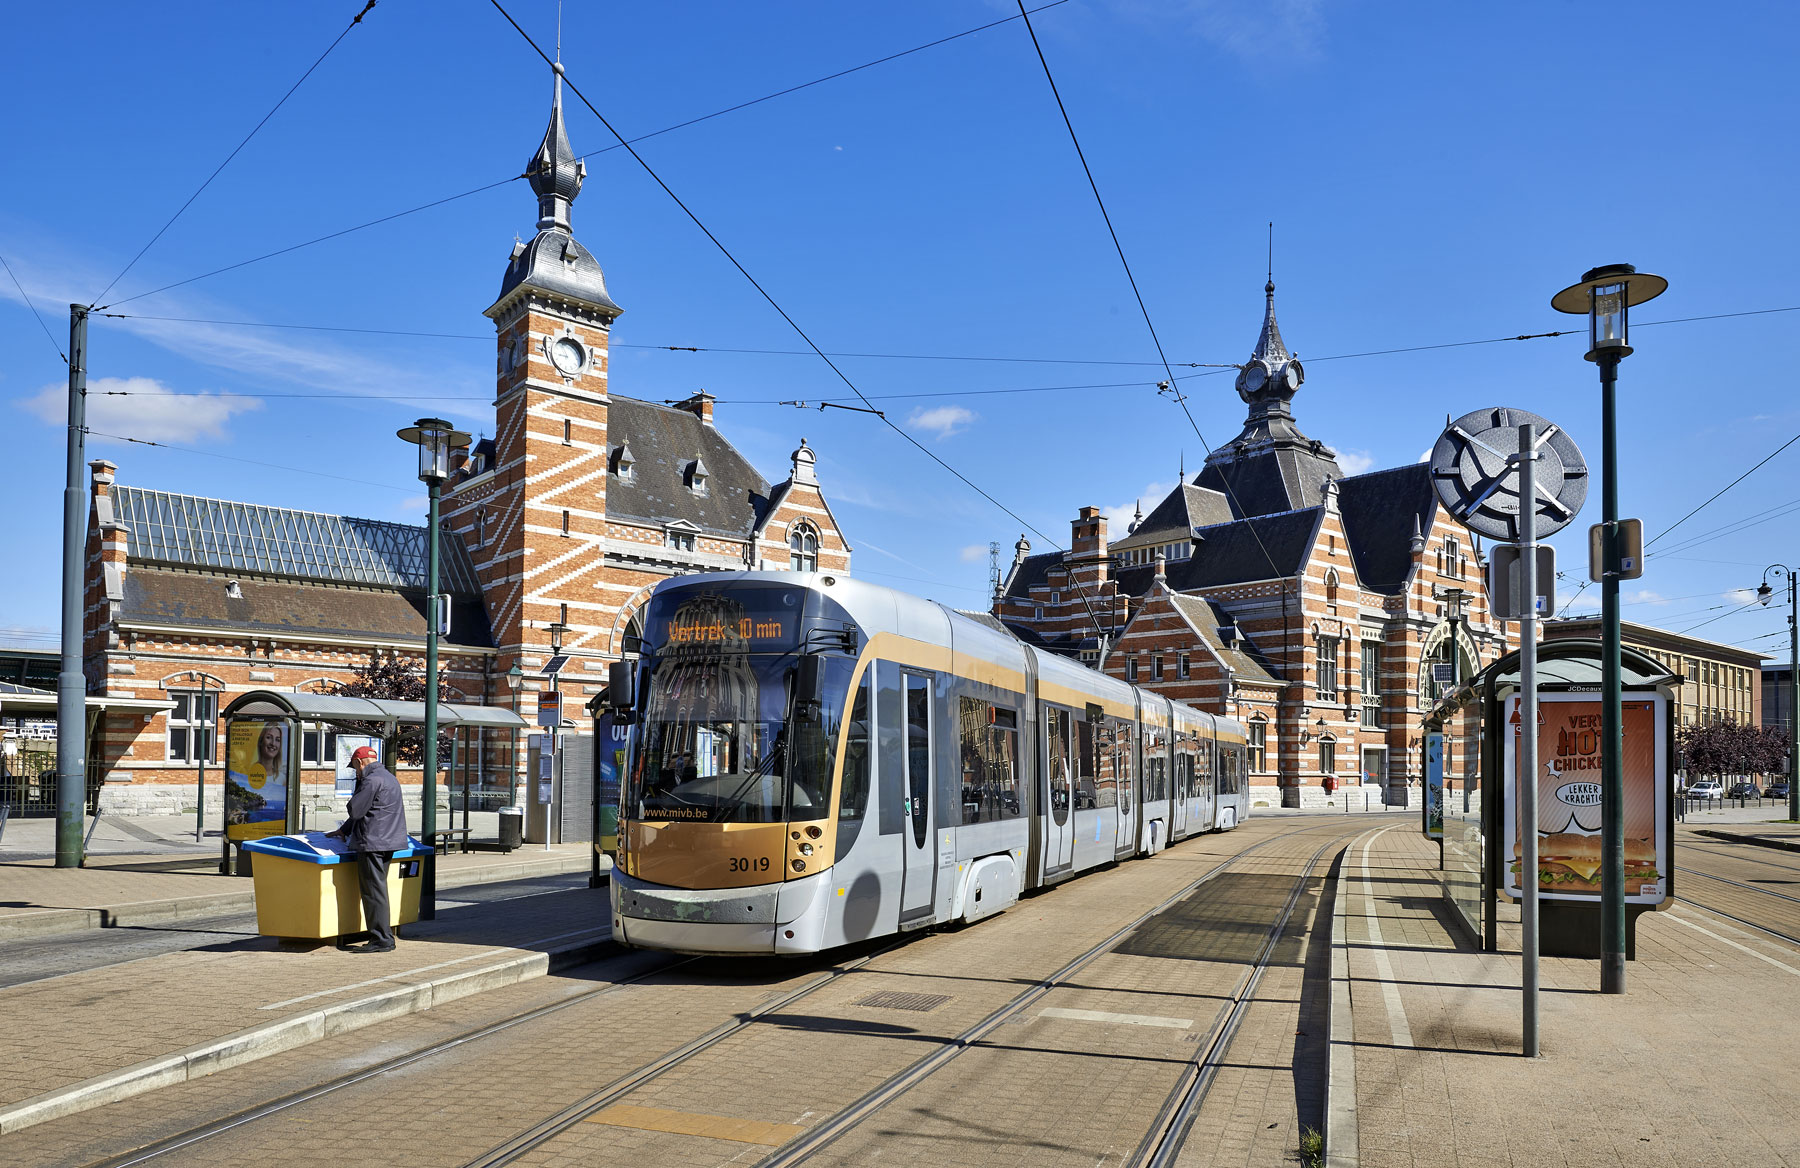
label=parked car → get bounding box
[1686,780,1724,799]
[1764,782,1791,799]
[1727,781,1761,798]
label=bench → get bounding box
[425,827,475,855]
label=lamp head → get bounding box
[397,417,472,484]
[1550,264,1668,362]
[1760,582,1775,607]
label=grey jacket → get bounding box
[342,762,409,853]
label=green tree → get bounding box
[332,654,459,766]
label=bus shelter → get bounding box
[1423,639,1680,956]
[220,690,530,872]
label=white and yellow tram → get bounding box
[605,573,1249,955]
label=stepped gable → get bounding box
[1334,463,1437,594]
[605,396,773,538]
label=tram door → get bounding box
[899,673,935,918]
[1043,706,1075,874]
[1113,721,1136,854]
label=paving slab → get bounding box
[1329,825,1800,1167]
[0,876,616,1135]
[0,843,596,939]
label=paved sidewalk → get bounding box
[0,843,595,939]
[0,873,620,1135]
[1329,826,1800,1167]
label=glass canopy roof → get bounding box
[112,486,481,593]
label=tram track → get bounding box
[63,817,1365,1168]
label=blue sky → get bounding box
[4,1,1798,656]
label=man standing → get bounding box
[329,745,408,953]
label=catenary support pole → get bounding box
[56,305,90,868]
[1518,423,1541,1055]
[1599,352,1626,994]
[1789,570,1798,823]
[421,477,440,920]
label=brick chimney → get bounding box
[673,391,715,426]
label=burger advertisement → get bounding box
[1502,693,1669,905]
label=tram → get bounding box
[604,572,1249,955]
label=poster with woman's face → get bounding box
[226,720,288,840]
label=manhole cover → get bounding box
[853,991,952,1012]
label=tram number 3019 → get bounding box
[728,856,771,874]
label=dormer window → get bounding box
[612,443,635,480]
[789,521,818,571]
[686,456,710,495]
[665,523,697,553]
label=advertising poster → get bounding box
[225,720,288,841]
[596,713,628,852]
[335,735,381,797]
[1424,731,1444,839]
[1502,693,1667,904]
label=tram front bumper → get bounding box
[612,868,833,955]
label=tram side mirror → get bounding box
[795,654,824,710]
[608,661,636,717]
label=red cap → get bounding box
[349,746,380,764]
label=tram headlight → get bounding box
[791,858,807,872]
[799,842,814,856]
[805,826,822,839]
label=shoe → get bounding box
[350,941,396,954]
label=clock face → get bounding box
[1429,406,1588,541]
[550,336,586,376]
[1283,362,1301,389]
[1242,362,1267,391]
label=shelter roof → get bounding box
[223,689,527,729]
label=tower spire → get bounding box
[528,57,585,233]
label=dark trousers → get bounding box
[356,849,396,946]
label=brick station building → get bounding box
[79,72,851,816]
[993,282,1511,808]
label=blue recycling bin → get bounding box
[241,832,432,939]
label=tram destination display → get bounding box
[1501,692,1669,904]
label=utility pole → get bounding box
[1516,423,1541,1057]
[56,305,90,868]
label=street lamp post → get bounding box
[1552,264,1668,995]
[1758,568,1799,822]
[192,672,213,845]
[397,418,470,922]
[545,621,566,854]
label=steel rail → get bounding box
[80,941,686,1168]
[755,818,1362,1168]
[1675,865,1800,908]
[1671,897,1800,949]
[1130,830,1350,1168]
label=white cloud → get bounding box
[1119,0,1328,61]
[396,494,429,514]
[959,544,989,563]
[1336,449,1375,476]
[23,375,260,443]
[1101,480,1173,532]
[907,405,975,439]
[1416,449,1432,464]
[1725,588,1760,605]
[1625,589,1668,606]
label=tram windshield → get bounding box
[625,651,855,825]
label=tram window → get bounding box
[836,674,871,861]
[1076,716,1101,809]
[876,661,906,836]
[1196,739,1214,797]
[1114,720,1134,813]
[958,697,1021,824]
[1143,727,1168,801]
[1217,747,1243,796]
[1045,707,1073,826]
[905,674,932,848]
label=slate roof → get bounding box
[118,569,493,648]
[491,227,621,318]
[1165,592,1279,683]
[1115,508,1321,596]
[1111,483,1234,553]
[605,397,773,538]
[1334,463,1436,595]
[109,486,483,595]
[999,550,1062,602]
[1193,444,1341,518]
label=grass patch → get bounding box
[1299,1125,1324,1167]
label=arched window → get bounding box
[789,522,819,571]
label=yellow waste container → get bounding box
[240,832,431,940]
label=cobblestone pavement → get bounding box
[6,815,1372,1168]
[1340,825,1800,1167]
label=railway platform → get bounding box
[1330,824,1800,1167]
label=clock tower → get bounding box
[450,61,624,680]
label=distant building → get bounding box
[79,69,851,816]
[1542,618,1762,729]
[1764,663,1793,735]
[994,282,1510,808]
